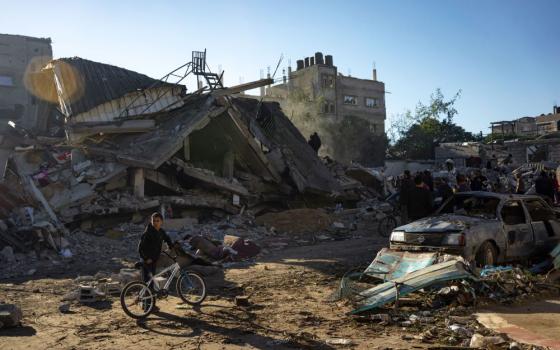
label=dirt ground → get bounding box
[1,233,557,350]
[477,299,560,349]
[0,234,437,350]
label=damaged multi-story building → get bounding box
[0,33,53,134]
[263,52,387,166]
[1,49,376,254]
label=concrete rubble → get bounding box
[336,243,560,349]
[0,54,391,281]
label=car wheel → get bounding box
[476,241,498,267]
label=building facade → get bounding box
[0,34,53,133]
[490,106,560,137]
[264,52,386,166]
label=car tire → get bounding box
[475,241,498,267]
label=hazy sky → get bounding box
[2,0,559,134]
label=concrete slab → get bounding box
[476,298,560,350]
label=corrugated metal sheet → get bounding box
[73,86,184,123]
[48,57,183,118]
[363,248,438,281]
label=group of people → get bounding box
[396,159,560,224]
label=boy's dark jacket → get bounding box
[138,224,173,261]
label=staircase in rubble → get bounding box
[192,50,223,91]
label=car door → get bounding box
[523,198,560,254]
[500,200,533,259]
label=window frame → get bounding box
[343,95,358,106]
[500,200,527,225]
[365,97,379,108]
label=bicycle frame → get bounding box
[145,262,182,293]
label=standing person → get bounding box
[407,174,434,221]
[456,174,470,192]
[515,173,526,194]
[307,132,321,154]
[138,213,174,290]
[399,170,414,224]
[470,170,487,191]
[423,170,434,192]
[437,177,454,204]
[535,171,555,204]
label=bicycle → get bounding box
[120,246,207,319]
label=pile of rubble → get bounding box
[337,246,560,349]
[0,54,390,268]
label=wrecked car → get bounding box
[389,191,560,266]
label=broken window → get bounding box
[365,97,379,108]
[344,95,357,105]
[0,75,14,87]
[438,194,499,219]
[524,199,556,222]
[501,201,526,225]
[527,144,548,162]
[322,100,335,114]
[321,74,334,88]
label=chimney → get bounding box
[555,105,559,114]
[304,57,310,67]
[315,52,324,65]
[372,68,377,81]
[310,56,315,66]
[296,60,304,70]
[287,66,292,80]
[325,55,333,67]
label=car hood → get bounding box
[396,214,491,233]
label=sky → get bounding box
[2,0,559,135]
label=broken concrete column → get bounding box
[0,304,23,328]
[132,168,145,198]
[183,136,191,161]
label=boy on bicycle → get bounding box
[138,212,174,288]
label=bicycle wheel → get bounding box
[176,272,207,305]
[120,281,155,319]
[378,215,397,238]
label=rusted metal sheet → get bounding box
[352,260,474,314]
[364,248,438,281]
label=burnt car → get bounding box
[389,191,560,266]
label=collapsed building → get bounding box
[1,52,390,256]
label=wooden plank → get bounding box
[171,157,249,196]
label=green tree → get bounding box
[388,89,477,159]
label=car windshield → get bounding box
[438,194,499,219]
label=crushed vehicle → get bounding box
[389,191,560,266]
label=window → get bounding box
[524,199,556,222]
[322,74,335,88]
[343,95,358,105]
[438,194,499,219]
[0,75,14,87]
[365,97,379,108]
[322,100,335,114]
[501,201,526,225]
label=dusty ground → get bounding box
[1,233,558,350]
[0,235,433,350]
[477,299,560,349]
